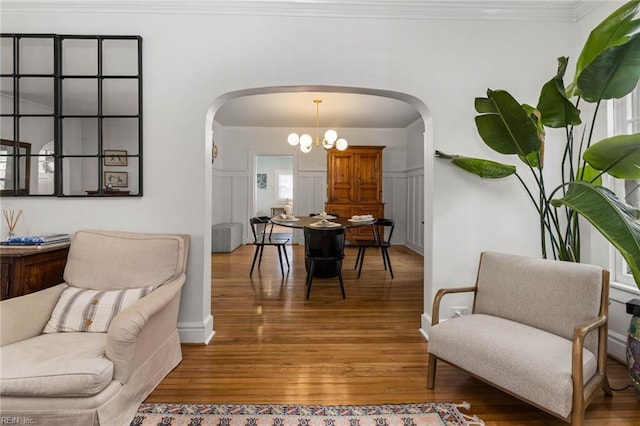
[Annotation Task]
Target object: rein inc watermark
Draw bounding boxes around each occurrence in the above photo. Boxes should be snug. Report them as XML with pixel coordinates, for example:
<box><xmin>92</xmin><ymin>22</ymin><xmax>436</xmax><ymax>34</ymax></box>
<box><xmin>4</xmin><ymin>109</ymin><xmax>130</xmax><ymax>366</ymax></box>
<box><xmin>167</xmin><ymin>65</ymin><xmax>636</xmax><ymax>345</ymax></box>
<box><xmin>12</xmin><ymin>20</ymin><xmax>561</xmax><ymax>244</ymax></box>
<box><xmin>0</xmin><ymin>418</ymin><xmax>35</xmax><ymax>425</ymax></box>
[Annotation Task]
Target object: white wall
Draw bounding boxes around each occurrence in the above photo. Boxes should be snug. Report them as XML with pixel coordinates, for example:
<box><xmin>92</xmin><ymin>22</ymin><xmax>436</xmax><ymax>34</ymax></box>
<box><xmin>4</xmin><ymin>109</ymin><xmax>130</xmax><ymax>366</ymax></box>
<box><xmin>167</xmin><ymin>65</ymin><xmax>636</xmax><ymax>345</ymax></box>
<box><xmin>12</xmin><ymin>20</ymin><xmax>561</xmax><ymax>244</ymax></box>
<box><xmin>4</xmin><ymin>3</ymin><xmax>625</xmax><ymax>346</ymax></box>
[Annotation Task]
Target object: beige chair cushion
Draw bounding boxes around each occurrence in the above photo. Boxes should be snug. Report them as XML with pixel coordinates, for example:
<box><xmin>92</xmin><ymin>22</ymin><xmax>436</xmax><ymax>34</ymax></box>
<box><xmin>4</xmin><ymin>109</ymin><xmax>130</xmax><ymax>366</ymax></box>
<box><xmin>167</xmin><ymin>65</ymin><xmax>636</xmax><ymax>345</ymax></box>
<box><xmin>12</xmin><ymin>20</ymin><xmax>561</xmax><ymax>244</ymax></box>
<box><xmin>429</xmin><ymin>314</ymin><xmax>597</xmax><ymax>418</ymax></box>
<box><xmin>64</xmin><ymin>230</ymin><xmax>188</xmax><ymax>291</ymax></box>
<box><xmin>475</xmin><ymin>251</ymin><xmax>603</xmax><ymax>354</ymax></box>
<box><xmin>42</xmin><ymin>285</ymin><xmax>153</xmax><ymax>333</ymax></box>
<box><xmin>0</xmin><ymin>333</ymin><xmax>113</xmax><ymax>397</ymax></box>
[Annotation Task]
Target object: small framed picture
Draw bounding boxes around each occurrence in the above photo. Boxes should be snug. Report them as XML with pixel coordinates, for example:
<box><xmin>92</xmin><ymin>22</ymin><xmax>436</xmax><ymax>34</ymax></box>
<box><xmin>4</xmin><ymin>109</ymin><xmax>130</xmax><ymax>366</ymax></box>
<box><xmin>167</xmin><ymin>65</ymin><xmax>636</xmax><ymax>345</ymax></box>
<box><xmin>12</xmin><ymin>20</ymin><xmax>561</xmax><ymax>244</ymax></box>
<box><xmin>104</xmin><ymin>171</ymin><xmax>128</xmax><ymax>188</ymax></box>
<box><xmin>257</xmin><ymin>173</ymin><xmax>267</xmax><ymax>189</ymax></box>
<box><xmin>104</xmin><ymin>150</ymin><xmax>128</xmax><ymax>166</ymax></box>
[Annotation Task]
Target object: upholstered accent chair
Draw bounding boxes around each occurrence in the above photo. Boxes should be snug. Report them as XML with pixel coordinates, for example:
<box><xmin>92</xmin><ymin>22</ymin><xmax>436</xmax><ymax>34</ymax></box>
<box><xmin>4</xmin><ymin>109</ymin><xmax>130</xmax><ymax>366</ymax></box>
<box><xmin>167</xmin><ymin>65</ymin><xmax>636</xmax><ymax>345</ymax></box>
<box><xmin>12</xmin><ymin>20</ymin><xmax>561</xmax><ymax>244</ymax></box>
<box><xmin>0</xmin><ymin>230</ymin><xmax>190</xmax><ymax>426</ymax></box>
<box><xmin>427</xmin><ymin>251</ymin><xmax>611</xmax><ymax>426</ymax></box>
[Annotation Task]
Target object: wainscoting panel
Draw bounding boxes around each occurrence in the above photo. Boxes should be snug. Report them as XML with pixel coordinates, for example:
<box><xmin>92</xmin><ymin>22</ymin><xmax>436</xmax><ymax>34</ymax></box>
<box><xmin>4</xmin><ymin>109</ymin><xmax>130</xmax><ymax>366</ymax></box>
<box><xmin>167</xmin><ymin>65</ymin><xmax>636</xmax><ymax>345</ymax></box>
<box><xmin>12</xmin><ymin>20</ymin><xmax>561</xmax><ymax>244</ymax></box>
<box><xmin>406</xmin><ymin>169</ymin><xmax>425</xmax><ymax>253</ymax></box>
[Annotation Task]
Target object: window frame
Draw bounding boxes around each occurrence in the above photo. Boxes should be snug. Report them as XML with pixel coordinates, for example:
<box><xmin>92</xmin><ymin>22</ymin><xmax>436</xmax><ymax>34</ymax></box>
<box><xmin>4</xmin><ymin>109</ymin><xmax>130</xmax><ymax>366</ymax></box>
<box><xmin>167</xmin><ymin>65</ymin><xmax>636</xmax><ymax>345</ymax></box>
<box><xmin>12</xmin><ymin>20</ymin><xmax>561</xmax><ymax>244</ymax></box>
<box><xmin>609</xmin><ymin>90</ymin><xmax>640</xmax><ymax>289</ymax></box>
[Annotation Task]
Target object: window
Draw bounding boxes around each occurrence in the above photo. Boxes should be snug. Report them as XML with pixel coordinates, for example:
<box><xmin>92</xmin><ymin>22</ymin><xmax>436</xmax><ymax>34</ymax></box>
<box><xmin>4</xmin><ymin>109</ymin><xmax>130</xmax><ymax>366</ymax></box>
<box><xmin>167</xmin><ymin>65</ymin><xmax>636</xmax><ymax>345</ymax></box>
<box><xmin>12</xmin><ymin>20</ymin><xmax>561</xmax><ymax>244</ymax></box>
<box><xmin>275</xmin><ymin>169</ymin><xmax>293</xmax><ymax>202</ymax></box>
<box><xmin>610</xmin><ymin>86</ymin><xmax>640</xmax><ymax>287</ymax></box>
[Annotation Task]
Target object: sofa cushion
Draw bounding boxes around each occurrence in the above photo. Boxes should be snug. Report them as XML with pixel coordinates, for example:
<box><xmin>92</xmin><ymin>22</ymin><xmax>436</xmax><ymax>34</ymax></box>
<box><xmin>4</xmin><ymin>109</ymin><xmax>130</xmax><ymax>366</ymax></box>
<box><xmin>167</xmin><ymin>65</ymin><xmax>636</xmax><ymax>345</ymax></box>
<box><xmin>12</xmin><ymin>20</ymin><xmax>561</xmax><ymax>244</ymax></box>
<box><xmin>0</xmin><ymin>332</ymin><xmax>113</xmax><ymax>397</ymax></box>
<box><xmin>428</xmin><ymin>314</ymin><xmax>597</xmax><ymax>419</ymax></box>
<box><xmin>64</xmin><ymin>230</ymin><xmax>188</xmax><ymax>291</ymax></box>
<box><xmin>43</xmin><ymin>285</ymin><xmax>153</xmax><ymax>333</ymax></box>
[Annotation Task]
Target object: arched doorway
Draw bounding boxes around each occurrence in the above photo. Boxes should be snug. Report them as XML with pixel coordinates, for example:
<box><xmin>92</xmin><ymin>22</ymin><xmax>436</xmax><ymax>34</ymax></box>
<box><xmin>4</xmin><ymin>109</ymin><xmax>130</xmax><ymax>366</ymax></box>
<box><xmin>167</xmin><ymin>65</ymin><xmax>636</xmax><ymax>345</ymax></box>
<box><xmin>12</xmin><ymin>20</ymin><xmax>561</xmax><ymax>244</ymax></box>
<box><xmin>205</xmin><ymin>85</ymin><xmax>434</xmax><ymax>336</ymax></box>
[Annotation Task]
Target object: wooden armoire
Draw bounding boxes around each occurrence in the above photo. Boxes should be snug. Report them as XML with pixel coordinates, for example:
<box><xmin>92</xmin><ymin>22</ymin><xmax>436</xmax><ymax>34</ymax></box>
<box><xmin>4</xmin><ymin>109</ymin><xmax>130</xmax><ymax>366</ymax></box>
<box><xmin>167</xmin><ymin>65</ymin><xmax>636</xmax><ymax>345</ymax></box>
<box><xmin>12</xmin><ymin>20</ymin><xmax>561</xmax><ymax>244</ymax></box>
<box><xmin>325</xmin><ymin>146</ymin><xmax>385</xmax><ymax>238</ymax></box>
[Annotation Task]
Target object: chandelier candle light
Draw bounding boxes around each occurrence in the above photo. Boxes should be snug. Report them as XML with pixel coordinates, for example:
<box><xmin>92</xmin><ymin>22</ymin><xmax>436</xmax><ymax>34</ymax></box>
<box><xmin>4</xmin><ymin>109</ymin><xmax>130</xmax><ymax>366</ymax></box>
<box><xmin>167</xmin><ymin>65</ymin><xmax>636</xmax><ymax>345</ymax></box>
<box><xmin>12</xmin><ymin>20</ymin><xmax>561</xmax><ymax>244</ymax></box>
<box><xmin>287</xmin><ymin>99</ymin><xmax>348</xmax><ymax>153</ymax></box>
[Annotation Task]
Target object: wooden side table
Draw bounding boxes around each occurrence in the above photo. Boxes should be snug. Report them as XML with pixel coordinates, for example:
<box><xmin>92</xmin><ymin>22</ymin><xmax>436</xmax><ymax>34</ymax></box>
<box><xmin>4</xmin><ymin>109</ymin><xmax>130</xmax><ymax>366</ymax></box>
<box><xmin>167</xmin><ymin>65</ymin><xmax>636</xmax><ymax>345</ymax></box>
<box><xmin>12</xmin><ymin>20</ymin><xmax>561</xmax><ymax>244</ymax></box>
<box><xmin>0</xmin><ymin>242</ymin><xmax>70</xmax><ymax>300</ymax></box>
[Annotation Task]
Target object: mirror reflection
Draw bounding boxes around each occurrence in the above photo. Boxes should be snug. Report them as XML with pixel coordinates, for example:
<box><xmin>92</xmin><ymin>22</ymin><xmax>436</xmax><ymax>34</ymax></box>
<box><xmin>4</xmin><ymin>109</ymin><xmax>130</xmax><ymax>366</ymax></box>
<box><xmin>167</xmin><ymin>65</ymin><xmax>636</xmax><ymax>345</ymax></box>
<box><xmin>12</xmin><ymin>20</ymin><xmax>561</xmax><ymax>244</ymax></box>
<box><xmin>0</xmin><ymin>34</ymin><xmax>142</xmax><ymax>197</ymax></box>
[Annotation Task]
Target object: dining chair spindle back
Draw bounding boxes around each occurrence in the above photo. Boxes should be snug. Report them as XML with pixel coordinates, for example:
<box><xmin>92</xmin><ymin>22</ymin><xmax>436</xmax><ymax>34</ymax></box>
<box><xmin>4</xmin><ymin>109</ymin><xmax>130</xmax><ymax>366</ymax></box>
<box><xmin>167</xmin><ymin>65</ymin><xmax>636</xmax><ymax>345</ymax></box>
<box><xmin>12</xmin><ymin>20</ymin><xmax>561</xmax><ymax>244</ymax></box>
<box><xmin>249</xmin><ymin>217</ymin><xmax>289</xmax><ymax>276</ymax></box>
<box><xmin>354</xmin><ymin>218</ymin><xmax>395</xmax><ymax>278</ymax></box>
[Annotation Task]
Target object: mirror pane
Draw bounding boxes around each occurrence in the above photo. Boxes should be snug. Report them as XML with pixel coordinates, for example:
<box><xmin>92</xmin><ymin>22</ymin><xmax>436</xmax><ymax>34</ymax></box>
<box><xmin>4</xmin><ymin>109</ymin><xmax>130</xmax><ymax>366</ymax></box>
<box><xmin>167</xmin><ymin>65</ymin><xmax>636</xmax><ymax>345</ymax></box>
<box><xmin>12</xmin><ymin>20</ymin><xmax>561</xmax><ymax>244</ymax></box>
<box><xmin>103</xmin><ymin>39</ymin><xmax>139</xmax><ymax>75</ymax></box>
<box><xmin>61</xmin><ymin>38</ymin><xmax>97</xmax><ymax>76</ymax></box>
<box><xmin>103</xmin><ymin>78</ymin><xmax>139</xmax><ymax>115</ymax></box>
<box><xmin>0</xmin><ymin>37</ymin><xmax>13</xmax><ymax>74</ymax></box>
<box><xmin>29</xmin><ymin>155</ymin><xmax>56</xmax><ymax>195</ymax></box>
<box><xmin>102</xmin><ymin>157</ymin><xmax>139</xmax><ymax>196</ymax></box>
<box><xmin>18</xmin><ymin>117</ymin><xmax>54</xmax><ymax>154</ymax></box>
<box><xmin>19</xmin><ymin>37</ymin><xmax>54</xmax><ymax>74</ymax></box>
<box><xmin>62</xmin><ymin>157</ymin><xmax>98</xmax><ymax>195</ymax></box>
<box><xmin>0</xmin><ymin>77</ymin><xmax>14</xmax><ymax>115</ymax></box>
<box><xmin>19</xmin><ymin>77</ymin><xmax>55</xmax><ymax>114</ymax></box>
<box><xmin>62</xmin><ymin>78</ymin><xmax>98</xmax><ymax>115</ymax></box>
<box><xmin>61</xmin><ymin>117</ymin><xmax>98</xmax><ymax>155</ymax></box>
<box><xmin>103</xmin><ymin>118</ymin><xmax>139</xmax><ymax>154</ymax></box>
<box><xmin>0</xmin><ymin>117</ymin><xmax>14</xmax><ymax>140</ymax></box>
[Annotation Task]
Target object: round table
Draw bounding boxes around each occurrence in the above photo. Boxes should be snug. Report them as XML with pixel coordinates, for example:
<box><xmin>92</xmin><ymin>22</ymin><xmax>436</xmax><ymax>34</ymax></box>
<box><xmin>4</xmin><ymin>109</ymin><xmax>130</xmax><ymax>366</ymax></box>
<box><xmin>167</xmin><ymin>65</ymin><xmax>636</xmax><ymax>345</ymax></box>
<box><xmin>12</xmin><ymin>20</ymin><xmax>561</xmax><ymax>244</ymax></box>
<box><xmin>270</xmin><ymin>215</ymin><xmax>374</xmax><ymax>229</ymax></box>
<box><xmin>270</xmin><ymin>215</ymin><xmax>375</xmax><ymax>277</ymax></box>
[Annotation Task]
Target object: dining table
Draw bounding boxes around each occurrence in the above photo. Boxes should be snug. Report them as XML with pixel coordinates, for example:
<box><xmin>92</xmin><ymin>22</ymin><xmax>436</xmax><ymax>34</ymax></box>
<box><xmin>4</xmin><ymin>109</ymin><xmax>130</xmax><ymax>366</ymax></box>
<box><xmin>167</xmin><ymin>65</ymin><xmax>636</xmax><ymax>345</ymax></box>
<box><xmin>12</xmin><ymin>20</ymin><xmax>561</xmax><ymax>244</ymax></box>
<box><xmin>270</xmin><ymin>214</ymin><xmax>374</xmax><ymax>230</ymax></box>
<box><xmin>270</xmin><ymin>214</ymin><xmax>375</xmax><ymax>277</ymax></box>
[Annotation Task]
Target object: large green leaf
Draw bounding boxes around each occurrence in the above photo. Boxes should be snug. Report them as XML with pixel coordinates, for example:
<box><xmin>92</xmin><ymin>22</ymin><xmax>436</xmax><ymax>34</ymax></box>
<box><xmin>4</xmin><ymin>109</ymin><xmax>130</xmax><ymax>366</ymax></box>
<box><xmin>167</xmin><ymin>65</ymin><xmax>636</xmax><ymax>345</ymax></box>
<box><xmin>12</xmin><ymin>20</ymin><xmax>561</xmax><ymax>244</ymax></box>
<box><xmin>577</xmin><ymin>33</ymin><xmax>640</xmax><ymax>102</ymax></box>
<box><xmin>551</xmin><ymin>182</ymin><xmax>640</xmax><ymax>288</ymax></box>
<box><xmin>450</xmin><ymin>157</ymin><xmax>517</xmax><ymax>179</ymax></box>
<box><xmin>583</xmin><ymin>133</ymin><xmax>640</xmax><ymax>179</ymax></box>
<box><xmin>474</xmin><ymin>90</ymin><xmax>541</xmax><ymax>157</ymax></box>
<box><xmin>577</xmin><ymin>165</ymin><xmax>603</xmax><ymax>186</ymax></box>
<box><xmin>537</xmin><ymin>57</ymin><xmax>582</xmax><ymax>128</ymax></box>
<box><xmin>571</xmin><ymin>0</ymin><xmax>640</xmax><ymax>96</ymax></box>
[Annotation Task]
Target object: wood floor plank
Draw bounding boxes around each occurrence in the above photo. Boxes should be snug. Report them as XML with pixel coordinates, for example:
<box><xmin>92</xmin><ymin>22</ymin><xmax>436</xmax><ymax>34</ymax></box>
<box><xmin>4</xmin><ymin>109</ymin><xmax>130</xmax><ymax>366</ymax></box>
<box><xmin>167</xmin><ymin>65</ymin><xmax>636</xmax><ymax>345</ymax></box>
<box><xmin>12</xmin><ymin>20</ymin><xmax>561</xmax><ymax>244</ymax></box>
<box><xmin>146</xmin><ymin>244</ymin><xmax>640</xmax><ymax>424</ymax></box>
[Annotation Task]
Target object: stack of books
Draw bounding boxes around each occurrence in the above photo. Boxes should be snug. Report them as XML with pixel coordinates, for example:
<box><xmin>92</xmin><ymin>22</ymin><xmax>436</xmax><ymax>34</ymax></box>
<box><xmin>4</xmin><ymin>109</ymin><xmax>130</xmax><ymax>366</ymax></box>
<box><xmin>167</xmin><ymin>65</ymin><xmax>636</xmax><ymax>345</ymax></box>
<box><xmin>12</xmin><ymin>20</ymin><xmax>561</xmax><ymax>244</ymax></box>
<box><xmin>1</xmin><ymin>233</ymin><xmax>71</xmax><ymax>247</ymax></box>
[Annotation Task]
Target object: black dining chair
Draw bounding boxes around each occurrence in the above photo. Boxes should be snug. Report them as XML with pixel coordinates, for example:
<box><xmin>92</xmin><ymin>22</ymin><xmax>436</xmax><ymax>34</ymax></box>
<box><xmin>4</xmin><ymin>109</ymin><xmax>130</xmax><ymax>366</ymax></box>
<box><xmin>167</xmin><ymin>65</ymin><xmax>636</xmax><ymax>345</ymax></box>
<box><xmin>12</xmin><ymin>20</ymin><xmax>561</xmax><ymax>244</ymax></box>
<box><xmin>303</xmin><ymin>226</ymin><xmax>347</xmax><ymax>299</ymax></box>
<box><xmin>249</xmin><ymin>217</ymin><xmax>290</xmax><ymax>276</ymax></box>
<box><xmin>353</xmin><ymin>218</ymin><xmax>395</xmax><ymax>278</ymax></box>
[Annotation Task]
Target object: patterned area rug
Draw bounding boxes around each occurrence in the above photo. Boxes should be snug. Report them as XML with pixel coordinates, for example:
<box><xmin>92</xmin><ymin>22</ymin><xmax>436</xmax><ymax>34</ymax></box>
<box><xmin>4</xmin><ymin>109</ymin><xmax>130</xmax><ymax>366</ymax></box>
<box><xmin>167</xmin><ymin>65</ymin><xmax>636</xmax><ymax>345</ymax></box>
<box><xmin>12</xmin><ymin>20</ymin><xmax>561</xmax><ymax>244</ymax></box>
<box><xmin>132</xmin><ymin>402</ymin><xmax>484</xmax><ymax>425</ymax></box>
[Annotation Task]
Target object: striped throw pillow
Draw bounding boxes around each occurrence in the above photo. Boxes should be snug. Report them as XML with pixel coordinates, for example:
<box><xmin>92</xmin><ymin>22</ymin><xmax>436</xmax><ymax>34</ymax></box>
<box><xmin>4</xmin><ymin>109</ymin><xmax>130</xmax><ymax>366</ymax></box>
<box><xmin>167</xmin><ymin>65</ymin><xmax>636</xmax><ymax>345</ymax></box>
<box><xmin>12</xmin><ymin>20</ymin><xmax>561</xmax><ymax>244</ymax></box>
<box><xmin>43</xmin><ymin>285</ymin><xmax>153</xmax><ymax>333</ymax></box>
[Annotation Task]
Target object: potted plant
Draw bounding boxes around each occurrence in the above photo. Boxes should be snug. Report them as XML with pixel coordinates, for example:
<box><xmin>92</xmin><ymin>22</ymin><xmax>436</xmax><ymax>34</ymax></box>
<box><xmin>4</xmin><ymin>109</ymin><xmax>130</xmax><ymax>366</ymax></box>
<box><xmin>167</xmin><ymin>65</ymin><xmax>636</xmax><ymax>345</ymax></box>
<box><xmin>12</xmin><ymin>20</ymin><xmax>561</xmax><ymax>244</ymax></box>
<box><xmin>437</xmin><ymin>0</ymin><xmax>640</xmax><ymax>285</ymax></box>
<box><xmin>436</xmin><ymin>0</ymin><xmax>640</xmax><ymax>397</ymax></box>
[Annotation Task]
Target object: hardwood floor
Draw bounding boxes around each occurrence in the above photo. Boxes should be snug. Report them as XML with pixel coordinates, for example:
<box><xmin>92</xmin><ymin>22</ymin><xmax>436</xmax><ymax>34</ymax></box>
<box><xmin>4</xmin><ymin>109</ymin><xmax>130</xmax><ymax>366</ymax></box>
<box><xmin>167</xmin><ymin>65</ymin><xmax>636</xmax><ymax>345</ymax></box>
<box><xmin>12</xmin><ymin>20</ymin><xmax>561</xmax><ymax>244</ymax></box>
<box><xmin>146</xmin><ymin>244</ymin><xmax>640</xmax><ymax>425</ymax></box>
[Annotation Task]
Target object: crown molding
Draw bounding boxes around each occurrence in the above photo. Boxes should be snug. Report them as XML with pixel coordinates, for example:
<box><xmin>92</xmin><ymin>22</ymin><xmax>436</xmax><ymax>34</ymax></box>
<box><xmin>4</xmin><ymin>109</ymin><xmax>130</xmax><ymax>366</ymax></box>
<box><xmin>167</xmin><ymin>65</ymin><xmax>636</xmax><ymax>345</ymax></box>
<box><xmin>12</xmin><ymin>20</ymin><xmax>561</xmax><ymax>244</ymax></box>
<box><xmin>0</xmin><ymin>0</ymin><xmax>607</xmax><ymax>22</ymax></box>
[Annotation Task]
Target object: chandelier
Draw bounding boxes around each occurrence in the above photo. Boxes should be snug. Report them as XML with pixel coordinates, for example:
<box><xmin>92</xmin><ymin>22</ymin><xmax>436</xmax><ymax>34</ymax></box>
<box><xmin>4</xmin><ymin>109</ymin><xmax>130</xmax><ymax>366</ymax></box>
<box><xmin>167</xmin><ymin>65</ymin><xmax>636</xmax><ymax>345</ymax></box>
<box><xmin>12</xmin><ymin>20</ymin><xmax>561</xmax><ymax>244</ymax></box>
<box><xmin>287</xmin><ymin>99</ymin><xmax>348</xmax><ymax>153</ymax></box>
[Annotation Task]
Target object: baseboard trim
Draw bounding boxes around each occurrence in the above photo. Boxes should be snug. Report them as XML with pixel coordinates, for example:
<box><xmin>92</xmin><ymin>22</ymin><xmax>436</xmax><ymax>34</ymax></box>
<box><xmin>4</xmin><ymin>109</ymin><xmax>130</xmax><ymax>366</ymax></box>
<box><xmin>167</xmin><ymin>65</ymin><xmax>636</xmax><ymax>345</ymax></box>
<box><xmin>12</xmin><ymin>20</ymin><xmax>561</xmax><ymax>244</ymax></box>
<box><xmin>419</xmin><ymin>313</ymin><xmax>432</xmax><ymax>340</ymax></box>
<box><xmin>607</xmin><ymin>330</ymin><xmax>627</xmax><ymax>363</ymax></box>
<box><xmin>178</xmin><ymin>314</ymin><xmax>215</xmax><ymax>344</ymax></box>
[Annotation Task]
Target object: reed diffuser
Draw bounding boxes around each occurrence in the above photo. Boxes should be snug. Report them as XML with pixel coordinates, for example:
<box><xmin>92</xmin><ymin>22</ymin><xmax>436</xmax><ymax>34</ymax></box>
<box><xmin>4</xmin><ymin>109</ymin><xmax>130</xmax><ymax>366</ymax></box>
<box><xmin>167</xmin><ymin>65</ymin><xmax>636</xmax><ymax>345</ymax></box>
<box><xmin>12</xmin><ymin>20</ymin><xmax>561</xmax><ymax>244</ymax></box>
<box><xmin>2</xmin><ymin>209</ymin><xmax>22</xmax><ymax>239</ymax></box>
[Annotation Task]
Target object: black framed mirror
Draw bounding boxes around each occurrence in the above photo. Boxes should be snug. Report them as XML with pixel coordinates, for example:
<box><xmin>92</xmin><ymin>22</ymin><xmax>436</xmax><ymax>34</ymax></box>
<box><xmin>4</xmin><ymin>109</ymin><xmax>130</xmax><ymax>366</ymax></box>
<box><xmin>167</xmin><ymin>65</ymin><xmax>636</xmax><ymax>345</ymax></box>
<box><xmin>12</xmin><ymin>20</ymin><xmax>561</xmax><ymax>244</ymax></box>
<box><xmin>0</xmin><ymin>33</ymin><xmax>142</xmax><ymax>197</ymax></box>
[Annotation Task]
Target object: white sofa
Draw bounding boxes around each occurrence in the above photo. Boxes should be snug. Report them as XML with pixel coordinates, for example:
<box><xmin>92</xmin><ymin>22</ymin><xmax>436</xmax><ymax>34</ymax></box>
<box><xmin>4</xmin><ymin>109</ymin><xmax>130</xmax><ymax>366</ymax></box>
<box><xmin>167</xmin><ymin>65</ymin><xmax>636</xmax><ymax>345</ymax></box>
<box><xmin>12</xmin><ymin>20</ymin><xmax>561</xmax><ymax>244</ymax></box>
<box><xmin>427</xmin><ymin>251</ymin><xmax>611</xmax><ymax>425</ymax></box>
<box><xmin>0</xmin><ymin>230</ymin><xmax>190</xmax><ymax>426</ymax></box>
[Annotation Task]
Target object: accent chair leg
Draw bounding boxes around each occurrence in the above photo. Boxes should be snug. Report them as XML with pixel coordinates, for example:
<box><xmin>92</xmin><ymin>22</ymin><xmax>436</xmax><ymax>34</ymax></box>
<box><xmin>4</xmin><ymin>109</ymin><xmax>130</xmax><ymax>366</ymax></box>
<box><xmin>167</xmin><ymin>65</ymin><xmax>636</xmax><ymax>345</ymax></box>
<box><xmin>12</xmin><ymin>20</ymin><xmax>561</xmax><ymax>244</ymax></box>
<box><xmin>427</xmin><ymin>354</ymin><xmax>437</xmax><ymax>389</ymax></box>
<box><xmin>601</xmin><ymin>374</ymin><xmax>613</xmax><ymax>396</ymax></box>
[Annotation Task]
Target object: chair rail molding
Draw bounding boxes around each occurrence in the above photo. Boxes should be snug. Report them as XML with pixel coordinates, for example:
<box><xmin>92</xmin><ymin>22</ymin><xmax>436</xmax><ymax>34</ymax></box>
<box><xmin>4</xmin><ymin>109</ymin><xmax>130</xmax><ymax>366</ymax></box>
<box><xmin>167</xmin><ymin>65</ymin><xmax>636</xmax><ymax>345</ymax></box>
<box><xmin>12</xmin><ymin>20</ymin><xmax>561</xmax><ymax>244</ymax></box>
<box><xmin>0</xmin><ymin>0</ymin><xmax>604</xmax><ymax>22</ymax></box>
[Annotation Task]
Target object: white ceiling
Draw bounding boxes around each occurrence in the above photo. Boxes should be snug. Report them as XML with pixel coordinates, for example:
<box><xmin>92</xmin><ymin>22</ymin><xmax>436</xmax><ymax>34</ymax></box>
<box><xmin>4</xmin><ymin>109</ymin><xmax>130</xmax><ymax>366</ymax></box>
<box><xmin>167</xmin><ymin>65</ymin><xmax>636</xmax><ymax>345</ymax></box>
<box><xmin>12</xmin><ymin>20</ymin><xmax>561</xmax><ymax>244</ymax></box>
<box><xmin>214</xmin><ymin>92</ymin><xmax>423</xmax><ymax>129</ymax></box>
